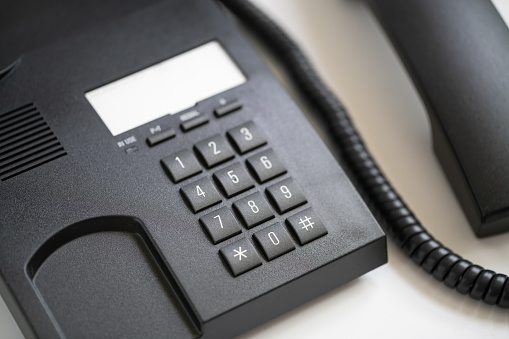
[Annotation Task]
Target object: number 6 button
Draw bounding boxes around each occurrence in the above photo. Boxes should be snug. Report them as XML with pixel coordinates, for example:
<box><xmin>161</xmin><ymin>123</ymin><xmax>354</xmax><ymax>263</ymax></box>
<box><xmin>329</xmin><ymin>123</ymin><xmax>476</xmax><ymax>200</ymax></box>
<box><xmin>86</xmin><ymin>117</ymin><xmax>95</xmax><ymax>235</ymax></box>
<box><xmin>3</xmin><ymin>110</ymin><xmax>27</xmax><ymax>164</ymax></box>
<box><xmin>246</xmin><ymin>149</ymin><xmax>286</xmax><ymax>183</ymax></box>
<box><xmin>227</xmin><ymin>121</ymin><xmax>267</xmax><ymax>154</ymax></box>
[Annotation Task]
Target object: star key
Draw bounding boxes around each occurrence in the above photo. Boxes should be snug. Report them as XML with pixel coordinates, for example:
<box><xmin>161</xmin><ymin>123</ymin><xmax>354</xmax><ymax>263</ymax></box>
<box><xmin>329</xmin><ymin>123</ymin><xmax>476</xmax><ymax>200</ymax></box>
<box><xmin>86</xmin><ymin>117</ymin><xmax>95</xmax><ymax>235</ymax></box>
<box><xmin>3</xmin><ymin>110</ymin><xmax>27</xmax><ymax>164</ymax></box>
<box><xmin>220</xmin><ymin>238</ymin><xmax>262</xmax><ymax>276</ymax></box>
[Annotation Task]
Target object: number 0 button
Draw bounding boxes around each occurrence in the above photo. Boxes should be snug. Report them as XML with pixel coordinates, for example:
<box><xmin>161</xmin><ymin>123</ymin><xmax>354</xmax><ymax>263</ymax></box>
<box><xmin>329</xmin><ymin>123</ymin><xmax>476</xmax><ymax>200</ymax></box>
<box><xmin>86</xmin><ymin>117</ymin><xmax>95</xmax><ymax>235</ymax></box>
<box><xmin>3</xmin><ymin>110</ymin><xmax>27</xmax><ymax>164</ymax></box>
<box><xmin>161</xmin><ymin>149</ymin><xmax>202</xmax><ymax>183</ymax></box>
<box><xmin>253</xmin><ymin>223</ymin><xmax>295</xmax><ymax>261</ymax></box>
<box><xmin>181</xmin><ymin>177</ymin><xmax>222</xmax><ymax>213</ymax></box>
<box><xmin>227</xmin><ymin>121</ymin><xmax>267</xmax><ymax>154</ymax></box>
<box><xmin>194</xmin><ymin>134</ymin><xmax>235</xmax><ymax>168</ymax></box>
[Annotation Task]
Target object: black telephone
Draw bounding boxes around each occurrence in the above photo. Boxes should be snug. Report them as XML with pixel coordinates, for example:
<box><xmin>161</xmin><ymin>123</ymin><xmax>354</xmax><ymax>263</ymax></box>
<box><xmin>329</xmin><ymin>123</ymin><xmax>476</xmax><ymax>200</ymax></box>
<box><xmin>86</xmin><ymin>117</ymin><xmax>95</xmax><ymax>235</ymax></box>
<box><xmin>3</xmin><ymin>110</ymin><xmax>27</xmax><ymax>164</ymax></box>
<box><xmin>0</xmin><ymin>0</ymin><xmax>386</xmax><ymax>338</ymax></box>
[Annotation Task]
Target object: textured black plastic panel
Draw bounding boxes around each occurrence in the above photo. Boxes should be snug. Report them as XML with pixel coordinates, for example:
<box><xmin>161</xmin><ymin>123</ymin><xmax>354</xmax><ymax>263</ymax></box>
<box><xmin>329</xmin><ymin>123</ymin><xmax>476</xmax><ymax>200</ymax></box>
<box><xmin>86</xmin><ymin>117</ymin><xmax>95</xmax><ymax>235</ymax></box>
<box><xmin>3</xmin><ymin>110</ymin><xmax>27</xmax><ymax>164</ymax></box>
<box><xmin>370</xmin><ymin>0</ymin><xmax>509</xmax><ymax>237</ymax></box>
<box><xmin>0</xmin><ymin>0</ymin><xmax>386</xmax><ymax>338</ymax></box>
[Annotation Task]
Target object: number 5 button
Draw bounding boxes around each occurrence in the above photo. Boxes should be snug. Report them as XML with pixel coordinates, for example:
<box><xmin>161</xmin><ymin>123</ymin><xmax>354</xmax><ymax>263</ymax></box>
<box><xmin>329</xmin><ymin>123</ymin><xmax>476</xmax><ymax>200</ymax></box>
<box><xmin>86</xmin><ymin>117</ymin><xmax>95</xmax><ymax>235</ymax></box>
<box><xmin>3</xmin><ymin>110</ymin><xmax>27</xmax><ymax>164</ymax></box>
<box><xmin>213</xmin><ymin>163</ymin><xmax>254</xmax><ymax>198</ymax></box>
<box><xmin>227</xmin><ymin>121</ymin><xmax>267</xmax><ymax>154</ymax></box>
<box><xmin>266</xmin><ymin>178</ymin><xmax>307</xmax><ymax>214</ymax></box>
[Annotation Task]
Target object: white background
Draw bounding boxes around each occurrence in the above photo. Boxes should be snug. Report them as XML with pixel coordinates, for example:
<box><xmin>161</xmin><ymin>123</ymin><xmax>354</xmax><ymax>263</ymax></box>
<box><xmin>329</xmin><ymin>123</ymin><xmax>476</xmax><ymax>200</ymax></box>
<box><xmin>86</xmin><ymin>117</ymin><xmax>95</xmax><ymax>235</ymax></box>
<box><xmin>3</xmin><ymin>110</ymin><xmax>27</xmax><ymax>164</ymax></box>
<box><xmin>2</xmin><ymin>1</ymin><xmax>509</xmax><ymax>338</ymax></box>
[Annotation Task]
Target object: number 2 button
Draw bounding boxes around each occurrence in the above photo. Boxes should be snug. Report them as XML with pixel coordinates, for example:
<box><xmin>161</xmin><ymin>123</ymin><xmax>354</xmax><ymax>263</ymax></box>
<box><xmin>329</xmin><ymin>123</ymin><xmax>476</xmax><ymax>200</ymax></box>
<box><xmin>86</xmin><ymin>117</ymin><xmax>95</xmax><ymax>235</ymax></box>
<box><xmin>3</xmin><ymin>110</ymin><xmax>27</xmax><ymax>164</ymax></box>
<box><xmin>194</xmin><ymin>134</ymin><xmax>235</xmax><ymax>168</ymax></box>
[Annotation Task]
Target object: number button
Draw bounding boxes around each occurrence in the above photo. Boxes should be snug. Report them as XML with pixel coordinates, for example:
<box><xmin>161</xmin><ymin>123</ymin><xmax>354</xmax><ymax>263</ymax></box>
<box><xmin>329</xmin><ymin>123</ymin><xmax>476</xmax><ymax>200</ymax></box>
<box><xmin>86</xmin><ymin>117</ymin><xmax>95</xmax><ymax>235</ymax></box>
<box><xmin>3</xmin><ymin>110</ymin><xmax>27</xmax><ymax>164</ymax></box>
<box><xmin>253</xmin><ymin>223</ymin><xmax>295</xmax><ymax>261</ymax></box>
<box><xmin>180</xmin><ymin>177</ymin><xmax>222</xmax><ymax>213</ymax></box>
<box><xmin>233</xmin><ymin>193</ymin><xmax>274</xmax><ymax>229</ymax></box>
<box><xmin>227</xmin><ymin>121</ymin><xmax>267</xmax><ymax>154</ymax></box>
<box><xmin>219</xmin><ymin>238</ymin><xmax>262</xmax><ymax>277</ymax></box>
<box><xmin>246</xmin><ymin>149</ymin><xmax>286</xmax><ymax>183</ymax></box>
<box><xmin>213</xmin><ymin>163</ymin><xmax>255</xmax><ymax>198</ymax></box>
<box><xmin>194</xmin><ymin>134</ymin><xmax>235</xmax><ymax>168</ymax></box>
<box><xmin>266</xmin><ymin>178</ymin><xmax>307</xmax><ymax>214</ymax></box>
<box><xmin>200</xmin><ymin>207</ymin><xmax>242</xmax><ymax>244</ymax></box>
<box><xmin>161</xmin><ymin>149</ymin><xmax>202</xmax><ymax>183</ymax></box>
<box><xmin>286</xmin><ymin>208</ymin><xmax>328</xmax><ymax>245</ymax></box>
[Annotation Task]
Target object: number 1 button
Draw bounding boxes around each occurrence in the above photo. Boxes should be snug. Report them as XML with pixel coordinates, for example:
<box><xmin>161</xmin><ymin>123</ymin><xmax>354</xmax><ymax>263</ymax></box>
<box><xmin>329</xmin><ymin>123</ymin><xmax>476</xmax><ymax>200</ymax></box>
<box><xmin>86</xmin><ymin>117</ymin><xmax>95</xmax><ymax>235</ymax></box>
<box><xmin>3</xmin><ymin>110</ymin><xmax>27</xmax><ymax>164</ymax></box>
<box><xmin>161</xmin><ymin>149</ymin><xmax>202</xmax><ymax>183</ymax></box>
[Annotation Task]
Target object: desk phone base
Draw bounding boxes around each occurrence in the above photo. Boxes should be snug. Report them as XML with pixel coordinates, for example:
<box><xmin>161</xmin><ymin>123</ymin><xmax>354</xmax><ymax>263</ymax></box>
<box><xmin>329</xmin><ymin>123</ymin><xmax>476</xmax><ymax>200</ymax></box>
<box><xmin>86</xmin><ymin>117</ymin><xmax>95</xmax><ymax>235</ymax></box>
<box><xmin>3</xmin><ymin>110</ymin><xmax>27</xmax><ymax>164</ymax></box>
<box><xmin>0</xmin><ymin>0</ymin><xmax>386</xmax><ymax>337</ymax></box>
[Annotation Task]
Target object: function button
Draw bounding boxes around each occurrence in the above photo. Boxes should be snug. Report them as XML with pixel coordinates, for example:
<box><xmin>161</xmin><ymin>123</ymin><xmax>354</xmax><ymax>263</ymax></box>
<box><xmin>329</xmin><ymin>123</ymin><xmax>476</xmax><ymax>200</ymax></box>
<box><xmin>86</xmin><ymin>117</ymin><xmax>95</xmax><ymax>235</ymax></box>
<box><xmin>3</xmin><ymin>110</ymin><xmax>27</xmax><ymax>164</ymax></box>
<box><xmin>213</xmin><ymin>163</ymin><xmax>254</xmax><ymax>198</ymax></box>
<box><xmin>266</xmin><ymin>178</ymin><xmax>307</xmax><ymax>214</ymax></box>
<box><xmin>227</xmin><ymin>121</ymin><xmax>267</xmax><ymax>154</ymax></box>
<box><xmin>246</xmin><ymin>149</ymin><xmax>286</xmax><ymax>183</ymax></box>
<box><xmin>233</xmin><ymin>193</ymin><xmax>274</xmax><ymax>229</ymax></box>
<box><xmin>214</xmin><ymin>100</ymin><xmax>242</xmax><ymax>117</ymax></box>
<box><xmin>146</xmin><ymin>127</ymin><xmax>176</xmax><ymax>147</ymax></box>
<box><xmin>200</xmin><ymin>207</ymin><xmax>242</xmax><ymax>244</ymax></box>
<box><xmin>194</xmin><ymin>134</ymin><xmax>235</xmax><ymax>168</ymax></box>
<box><xmin>220</xmin><ymin>238</ymin><xmax>262</xmax><ymax>277</ymax></box>
<box><xmin>253</xmin><ymin>223</ymin><xmax>295</xmax><ymax>261</ymax></box>
<box><xmin>181</xmin><ymin>177</ymin><xmax>222</xmax><ymax>213</ymax></box>
<box><xmin>286</xmin><ymin>208</ymin><xmax>327</xmax><ymax>245</ymax></box>
<box><xmin>161</xmin><ymin>149</ymin><xmax>202</xmax><ymax>183</ymax></box>
<box><xmin>180</xmin><ymin>114</ymin><xmax>209</xmax><ymax>132</ymax></box>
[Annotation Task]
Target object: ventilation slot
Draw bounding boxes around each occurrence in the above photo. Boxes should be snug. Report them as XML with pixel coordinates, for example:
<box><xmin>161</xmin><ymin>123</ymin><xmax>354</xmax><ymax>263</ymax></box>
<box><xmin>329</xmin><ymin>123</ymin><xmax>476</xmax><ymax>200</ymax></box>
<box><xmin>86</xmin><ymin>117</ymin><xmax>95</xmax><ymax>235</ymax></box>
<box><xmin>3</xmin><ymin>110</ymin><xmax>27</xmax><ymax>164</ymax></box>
<box><xmin>0</xmin><ymin>103</ymin><xmax>67</xmax><ymax>180</ymax></box>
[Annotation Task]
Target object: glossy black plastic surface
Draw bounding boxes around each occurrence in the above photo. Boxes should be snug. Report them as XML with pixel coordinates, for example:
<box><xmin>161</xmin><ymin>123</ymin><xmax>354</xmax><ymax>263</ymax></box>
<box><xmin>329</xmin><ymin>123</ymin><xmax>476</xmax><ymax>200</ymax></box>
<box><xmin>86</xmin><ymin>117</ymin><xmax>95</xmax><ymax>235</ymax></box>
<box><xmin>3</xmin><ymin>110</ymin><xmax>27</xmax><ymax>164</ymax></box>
<box><xmin>370</xmin><ymin>0</ymin><xmax>509</xmax><ymax>237</ymax></box>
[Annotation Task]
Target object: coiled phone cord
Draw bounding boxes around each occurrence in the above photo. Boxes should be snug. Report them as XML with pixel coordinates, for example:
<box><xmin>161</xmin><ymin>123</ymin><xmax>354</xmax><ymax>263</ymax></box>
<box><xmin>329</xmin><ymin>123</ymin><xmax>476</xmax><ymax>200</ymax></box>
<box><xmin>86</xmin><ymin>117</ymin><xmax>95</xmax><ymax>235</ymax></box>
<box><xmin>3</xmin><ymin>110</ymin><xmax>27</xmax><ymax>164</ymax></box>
<box><xmin>219</xmin><ymin>0</ymin><xmax>509</xmax><ymax>308</ymax></box>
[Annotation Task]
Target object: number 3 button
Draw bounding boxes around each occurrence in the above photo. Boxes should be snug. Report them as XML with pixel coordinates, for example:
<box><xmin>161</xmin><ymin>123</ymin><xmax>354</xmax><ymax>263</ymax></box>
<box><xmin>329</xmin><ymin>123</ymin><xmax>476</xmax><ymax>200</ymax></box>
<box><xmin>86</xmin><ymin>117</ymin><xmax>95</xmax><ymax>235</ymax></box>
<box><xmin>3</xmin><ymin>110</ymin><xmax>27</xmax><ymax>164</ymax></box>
<box><xmin>227</xmin><ymin>121</ymin><xmax>267</xmax><ymax>154</ymax></box>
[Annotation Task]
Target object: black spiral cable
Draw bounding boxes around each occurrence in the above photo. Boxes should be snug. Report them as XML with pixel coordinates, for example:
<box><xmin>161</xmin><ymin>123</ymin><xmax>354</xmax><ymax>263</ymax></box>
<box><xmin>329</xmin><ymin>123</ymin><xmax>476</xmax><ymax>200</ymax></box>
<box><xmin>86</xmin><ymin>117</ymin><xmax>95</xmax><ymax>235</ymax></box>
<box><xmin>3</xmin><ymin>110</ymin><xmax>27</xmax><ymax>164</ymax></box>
<box><xmin>219</xmin><ymin>0</ymin><xmax>509</xmax><ymax>308</ymax></box>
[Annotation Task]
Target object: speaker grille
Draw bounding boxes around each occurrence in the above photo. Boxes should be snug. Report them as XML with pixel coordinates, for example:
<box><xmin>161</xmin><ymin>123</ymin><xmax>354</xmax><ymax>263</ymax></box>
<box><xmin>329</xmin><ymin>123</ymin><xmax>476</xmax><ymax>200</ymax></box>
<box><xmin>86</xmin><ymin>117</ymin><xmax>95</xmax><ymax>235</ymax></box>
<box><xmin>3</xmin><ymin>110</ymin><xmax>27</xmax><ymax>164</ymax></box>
<box><xmin>0</xmin><ymin>103</ymin><xmax>67</xmax><ymax>180</ymax></box>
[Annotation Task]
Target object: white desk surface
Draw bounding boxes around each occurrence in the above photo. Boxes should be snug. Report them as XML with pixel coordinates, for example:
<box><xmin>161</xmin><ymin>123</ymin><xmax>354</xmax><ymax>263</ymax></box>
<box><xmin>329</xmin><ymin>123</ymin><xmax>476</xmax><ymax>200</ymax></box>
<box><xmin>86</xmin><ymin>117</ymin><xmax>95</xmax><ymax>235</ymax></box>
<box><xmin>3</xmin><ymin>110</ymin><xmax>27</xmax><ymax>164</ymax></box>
<box><xmin>2</xmin><ymin>1</ymin><xmax>509</xmax><ymax>338</ymax></box>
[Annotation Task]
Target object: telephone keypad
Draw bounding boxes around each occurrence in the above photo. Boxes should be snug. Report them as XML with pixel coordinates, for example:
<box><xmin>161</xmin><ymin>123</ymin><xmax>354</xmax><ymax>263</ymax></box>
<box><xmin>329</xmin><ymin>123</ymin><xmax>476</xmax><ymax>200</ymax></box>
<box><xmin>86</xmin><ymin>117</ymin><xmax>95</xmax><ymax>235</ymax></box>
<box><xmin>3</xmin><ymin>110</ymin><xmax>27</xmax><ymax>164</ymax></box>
<box><xmin>227</xmin><ymin>121</ymin><xmax>267</xmax><ymax>154</ymax></box>
<box><xmin>266</xmin><ymin>178</ymin><xmax>307</xmax><ymax>214</ymax></box>
<box><xmin>213</xmin><ymin>163</ymin><xmax>254</xmax><ymax>198</ymax></box>
<box><xmin>161</xmin><ymin>149</ymin><xmax>202</xmax><ymax>183</ymax></box>
<box><xmin>246</xmin><ymin>149</ymin><xmax>286</xmax><ymax>183</ymax></box>
<box><xmin>181</xmin><ymin>177</ymin><xmax>222</xmax><ymax>213</ymax></box>
<box><xmin>233</xmin><ymin>193</ymin><xmax>274</xmax><ymax>229</ymax></box>
<box><xmin>161</xmin><ymin>120</ymin><xmax>328</xmax><ymax>277</ymax></box>
<box><xmin>194</xmin><ymin>134</ymin><xmax>235</xmax><ymax>168</ymax></box>
<box><xmin>200</xmin><ymin>207</ymin><xmax>242</xmax><ymax>244</ymax></box>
